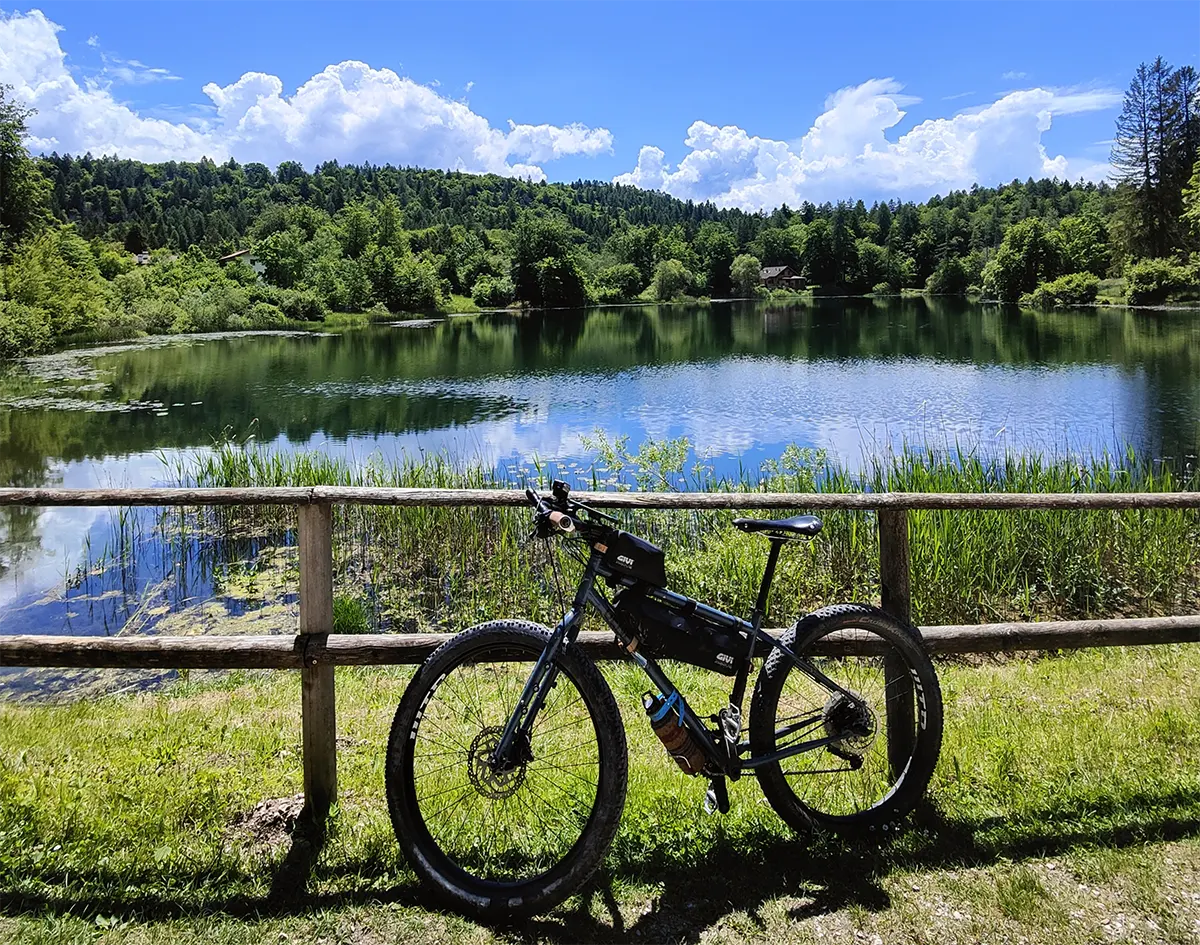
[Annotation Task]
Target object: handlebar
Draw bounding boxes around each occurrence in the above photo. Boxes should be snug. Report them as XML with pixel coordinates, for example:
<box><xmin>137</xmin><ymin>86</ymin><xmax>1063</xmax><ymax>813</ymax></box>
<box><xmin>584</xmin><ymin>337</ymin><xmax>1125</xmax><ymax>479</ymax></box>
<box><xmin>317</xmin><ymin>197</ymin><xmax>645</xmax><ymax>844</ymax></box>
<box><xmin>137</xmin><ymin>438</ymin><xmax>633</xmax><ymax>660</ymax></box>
<box><xmin>525</xmin><ymin>487</ymin><xmax>575</xmax><ymax>535</ymax></box>
<box><xmin>525</xmin><ymin>487</ymin><xmax>551</xmax><ymax>516</ymax></box>
<box><xmin>548</xmin><ymin>511</ymin><xmax>576</xmax><ymax>534</ymax></box>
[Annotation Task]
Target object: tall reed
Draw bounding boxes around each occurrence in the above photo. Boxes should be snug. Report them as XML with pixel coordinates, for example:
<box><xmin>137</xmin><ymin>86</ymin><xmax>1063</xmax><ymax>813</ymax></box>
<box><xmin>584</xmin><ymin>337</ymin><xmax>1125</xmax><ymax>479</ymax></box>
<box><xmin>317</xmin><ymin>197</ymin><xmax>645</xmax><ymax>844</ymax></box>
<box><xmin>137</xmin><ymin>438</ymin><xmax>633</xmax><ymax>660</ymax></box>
<box><xmin>176</xmin><ymin>439</ymin><xmax>1200</xmax><ymax>631</ymax></box>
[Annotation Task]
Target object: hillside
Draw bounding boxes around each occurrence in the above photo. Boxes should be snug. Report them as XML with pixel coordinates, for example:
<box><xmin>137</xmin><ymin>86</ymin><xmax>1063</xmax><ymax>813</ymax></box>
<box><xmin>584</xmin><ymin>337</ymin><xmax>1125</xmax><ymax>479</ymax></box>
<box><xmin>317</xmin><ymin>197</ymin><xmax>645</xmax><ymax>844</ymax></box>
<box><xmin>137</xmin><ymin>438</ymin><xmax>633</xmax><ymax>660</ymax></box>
<box><xmin>1</xmin><ymin>57</ymin><xmax>1198</xmax><ymax>358</ymax></box>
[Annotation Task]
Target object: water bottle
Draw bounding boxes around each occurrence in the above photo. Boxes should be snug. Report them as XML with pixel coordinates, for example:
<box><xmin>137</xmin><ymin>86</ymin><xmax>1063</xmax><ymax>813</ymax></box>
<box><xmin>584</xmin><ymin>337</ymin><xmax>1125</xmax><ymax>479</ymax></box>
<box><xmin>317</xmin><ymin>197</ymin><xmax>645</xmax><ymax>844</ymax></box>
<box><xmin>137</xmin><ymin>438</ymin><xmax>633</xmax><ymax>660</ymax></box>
<box><xmin>643</xmin><ymin>691</ymin><xmax>706</xmax><ymax>776</ymax></box>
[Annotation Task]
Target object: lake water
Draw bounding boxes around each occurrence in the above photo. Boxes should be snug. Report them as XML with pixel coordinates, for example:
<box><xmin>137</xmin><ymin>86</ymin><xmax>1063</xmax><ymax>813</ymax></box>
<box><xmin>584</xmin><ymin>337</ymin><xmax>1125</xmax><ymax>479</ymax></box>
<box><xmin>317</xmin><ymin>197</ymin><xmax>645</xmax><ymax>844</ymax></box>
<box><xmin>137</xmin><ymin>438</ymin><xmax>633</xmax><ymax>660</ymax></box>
<box><xmin>1</xmin><ymin>297</ymin><xmax>1199</xmax><ymax>648</ymax></box>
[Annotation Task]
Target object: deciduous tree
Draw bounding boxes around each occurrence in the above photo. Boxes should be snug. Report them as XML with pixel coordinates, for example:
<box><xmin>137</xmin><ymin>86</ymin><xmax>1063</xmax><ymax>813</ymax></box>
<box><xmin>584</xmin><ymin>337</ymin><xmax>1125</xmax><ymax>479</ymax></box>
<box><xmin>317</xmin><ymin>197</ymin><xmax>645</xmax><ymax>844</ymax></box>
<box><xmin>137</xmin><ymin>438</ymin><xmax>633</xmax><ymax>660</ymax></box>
<box><xmin>511</xmin><ymin>213</ymin><xmax>585</xmax><ymax>307</ymax></box>
<box><xmin>0</xmin><ymin>85</ymin><xmax>52</xmax><ymax>250</ymax></box>
<box><xmin>981</xmin><ymin>218</ymin><xmax>1064</xmax><ymax>303</ymax></box>
<box><xmin>730</xmin><ymin>254</ymin><xmax>762</xmax><ymax>296</ymax></box>
<box><xmin>650</xmin><ymin>259</ymin><xmax>694</xmax><ymax>301</ymax></box>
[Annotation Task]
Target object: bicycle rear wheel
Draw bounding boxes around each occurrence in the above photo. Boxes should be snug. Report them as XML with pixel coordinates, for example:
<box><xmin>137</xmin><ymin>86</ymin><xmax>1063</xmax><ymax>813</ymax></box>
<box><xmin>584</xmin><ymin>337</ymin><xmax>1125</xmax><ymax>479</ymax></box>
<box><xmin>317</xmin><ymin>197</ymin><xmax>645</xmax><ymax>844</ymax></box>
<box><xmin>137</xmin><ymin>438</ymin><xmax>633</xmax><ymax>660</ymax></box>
<box><xmin>750</xmin><ymin>604</ymin><xmax>942</xmax><ymax>835</ymax></box>
<box><xmin>386</xmin><ymin>620</ymin><xmax>628</xmax><ymax>918</ymax></box>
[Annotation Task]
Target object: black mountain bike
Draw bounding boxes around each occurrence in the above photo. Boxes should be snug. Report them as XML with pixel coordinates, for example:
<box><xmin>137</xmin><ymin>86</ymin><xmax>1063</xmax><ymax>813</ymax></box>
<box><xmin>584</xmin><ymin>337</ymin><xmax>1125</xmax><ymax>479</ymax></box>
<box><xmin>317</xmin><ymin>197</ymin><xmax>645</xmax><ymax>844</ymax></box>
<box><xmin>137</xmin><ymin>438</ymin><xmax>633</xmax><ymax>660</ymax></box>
<box><xmin>386</xmin><ymin>481</ymin><xmax>943</xmax><ymax>918</ymax></box>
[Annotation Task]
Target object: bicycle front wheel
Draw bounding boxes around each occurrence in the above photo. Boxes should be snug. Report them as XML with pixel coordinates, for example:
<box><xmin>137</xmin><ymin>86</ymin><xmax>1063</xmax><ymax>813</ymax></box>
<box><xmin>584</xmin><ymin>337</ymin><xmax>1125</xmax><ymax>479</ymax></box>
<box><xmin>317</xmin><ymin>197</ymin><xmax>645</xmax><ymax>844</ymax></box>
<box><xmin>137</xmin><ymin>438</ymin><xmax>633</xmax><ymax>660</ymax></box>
<box><xmin>750</xmin><ymin>604</ymin><xmax>943</xmax><ymax>835</ymax></box>
<box><xmin>385</xmin><ymin>620</ymin><xmax>628</xmax><ymax>919</ymax></box>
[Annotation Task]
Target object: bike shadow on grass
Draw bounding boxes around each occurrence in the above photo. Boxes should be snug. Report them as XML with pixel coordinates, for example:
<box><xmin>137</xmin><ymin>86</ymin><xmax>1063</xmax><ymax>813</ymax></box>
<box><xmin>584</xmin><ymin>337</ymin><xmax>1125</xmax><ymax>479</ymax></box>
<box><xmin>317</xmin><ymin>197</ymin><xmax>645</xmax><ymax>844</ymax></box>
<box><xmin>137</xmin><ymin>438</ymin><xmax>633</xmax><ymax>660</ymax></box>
<box><xmin>2</xmin><ymin>787</ymin><xmax>1200</xmax><ymax>938</ymax></box>
<box><xmin>519</xmin><ymin>786</ymin><xmax>1200</xmax><ymax>944</ymax></box>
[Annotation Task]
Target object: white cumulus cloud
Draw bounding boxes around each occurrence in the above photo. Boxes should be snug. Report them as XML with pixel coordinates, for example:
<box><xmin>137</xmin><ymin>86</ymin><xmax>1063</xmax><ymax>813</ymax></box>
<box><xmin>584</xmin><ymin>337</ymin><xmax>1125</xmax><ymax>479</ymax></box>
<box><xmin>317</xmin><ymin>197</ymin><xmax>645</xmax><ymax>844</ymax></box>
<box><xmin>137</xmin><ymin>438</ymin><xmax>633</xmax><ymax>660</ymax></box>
<box><xmin>0</xmin><ymin>9</ymin><xmax>612</xmax><ymax>179</ymax></box>
<box><xmin>615</xmin><ymin>78</ymin><xmax>1121</xmax><ymax>209</ymax></box>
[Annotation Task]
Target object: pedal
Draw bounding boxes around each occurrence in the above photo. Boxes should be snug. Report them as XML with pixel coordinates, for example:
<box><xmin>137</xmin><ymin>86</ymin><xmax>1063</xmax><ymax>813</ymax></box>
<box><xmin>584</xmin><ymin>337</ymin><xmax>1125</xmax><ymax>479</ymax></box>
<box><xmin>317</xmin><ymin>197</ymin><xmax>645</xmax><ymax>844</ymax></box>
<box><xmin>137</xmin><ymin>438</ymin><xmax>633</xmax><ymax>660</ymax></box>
<box><xmin>703</xmin><ymin>777</ymin><xmax>730</xmax><ymax>815</ymax></box>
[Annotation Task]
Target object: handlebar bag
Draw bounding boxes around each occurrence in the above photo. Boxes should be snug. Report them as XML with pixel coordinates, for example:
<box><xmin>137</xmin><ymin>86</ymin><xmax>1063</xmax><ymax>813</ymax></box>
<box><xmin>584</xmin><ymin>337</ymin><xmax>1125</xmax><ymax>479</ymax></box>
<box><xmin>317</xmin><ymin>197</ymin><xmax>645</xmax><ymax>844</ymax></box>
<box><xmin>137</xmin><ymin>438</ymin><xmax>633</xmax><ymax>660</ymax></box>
<box><xmin>601</xmin><ymin>531</ymin><xmax>668</xmax><ymax>587</ymax></box>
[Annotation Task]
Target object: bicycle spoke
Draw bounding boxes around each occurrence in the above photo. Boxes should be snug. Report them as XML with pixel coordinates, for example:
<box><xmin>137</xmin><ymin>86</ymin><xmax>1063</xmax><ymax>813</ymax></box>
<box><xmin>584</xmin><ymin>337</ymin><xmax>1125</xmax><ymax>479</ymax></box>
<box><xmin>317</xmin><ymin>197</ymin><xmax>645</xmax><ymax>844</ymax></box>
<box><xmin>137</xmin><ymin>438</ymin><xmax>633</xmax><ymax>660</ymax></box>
<box><xmin>407</xmin><ymin>645</ymin><xmax>602</xmax><ymax>884</ymax></box>
<box><xmin>773</xmin><ymin>628</ymin><xmax>909</xmax><ymax>818</ymax></box>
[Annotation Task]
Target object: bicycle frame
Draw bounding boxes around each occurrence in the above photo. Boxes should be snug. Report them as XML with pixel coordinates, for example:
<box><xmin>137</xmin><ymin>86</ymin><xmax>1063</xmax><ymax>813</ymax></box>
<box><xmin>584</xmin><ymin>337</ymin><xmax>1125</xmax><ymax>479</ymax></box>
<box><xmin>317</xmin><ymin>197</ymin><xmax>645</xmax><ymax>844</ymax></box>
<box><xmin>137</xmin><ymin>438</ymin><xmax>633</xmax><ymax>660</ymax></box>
<box><xmin>492</xmin><ymin>541</ymin><xmax>862</xmax><ymax>780</ymax></box>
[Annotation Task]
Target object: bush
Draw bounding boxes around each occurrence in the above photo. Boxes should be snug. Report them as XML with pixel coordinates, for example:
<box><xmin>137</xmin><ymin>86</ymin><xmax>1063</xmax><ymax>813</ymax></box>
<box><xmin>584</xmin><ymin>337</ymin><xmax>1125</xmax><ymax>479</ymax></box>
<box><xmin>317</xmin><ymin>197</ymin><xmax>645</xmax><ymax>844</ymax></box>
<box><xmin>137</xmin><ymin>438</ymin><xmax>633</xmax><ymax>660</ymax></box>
<box><xmin>595</xmin><ymin>263</ymin><xmax>643</xmax><ymax>302</ymax></box>
<box><xmin>1021</xmin><ymin>272</ymin><xmax>1100</xmax><ymax>308</ymax></box>
<box><xmin>871</xmin><ymin>282</ymin><xmax>892</xmax><ymax>296</ymax></box>
<box><xmin>275</xmin><ymin>288</ymin><xmax>328</xmax><ymax>322</ymax></box>
<box><xmin>94</xmin><ymin>307</ymin><xmax>147</xmax><ymax>341</ymax></box>
<box><xmin>130</xmin><ymin>297</ymin><xmax>184</xmax><ymax>334</ymax></box>
<box><xmin>1124</xmin><ymin>258</ymin><xmax>1199</xmax><ymax>305</ymax></box>
<box><xmin>4</xmin><ymin>227</ymin><xmax>108</xmax><ymax>337</ymax></box>
<box><xmin>247</xmin><ymin>302</ymin><xmax>288</xmax><ymax>328</ymax></box>
<box><xmin>0</xmin><ymin>300</ymin><xmax>51</xmax><ymax>358</ymax></box>
<box><xmin>177</xmin><ymin>284</ymin><xmax>251</xmax><ymax>332</ymax></box>
<box><xmin>926</xmin><ymin>257</ymin><xmax>970</xmax><ymax>296</ymax></box>
<box><xmin>92</xmin><ymin>241</ymin><xmax>135</xmax><ymax>280</ymax></box>
<box><xmin>471</xmin><ymin>274</ymin><xmax>515</xmax><ymax>307</ymax></box>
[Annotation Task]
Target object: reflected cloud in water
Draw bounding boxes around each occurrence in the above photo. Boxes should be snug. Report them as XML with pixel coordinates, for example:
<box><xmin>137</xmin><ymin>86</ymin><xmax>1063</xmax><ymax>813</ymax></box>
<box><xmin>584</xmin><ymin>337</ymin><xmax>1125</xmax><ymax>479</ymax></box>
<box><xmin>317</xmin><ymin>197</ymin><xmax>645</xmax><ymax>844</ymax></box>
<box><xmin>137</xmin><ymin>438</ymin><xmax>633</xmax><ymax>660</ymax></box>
<box><xmin>1</xmin><ymin>299</ymin><xmax>1197</xmax><ymax>639</ymax></box>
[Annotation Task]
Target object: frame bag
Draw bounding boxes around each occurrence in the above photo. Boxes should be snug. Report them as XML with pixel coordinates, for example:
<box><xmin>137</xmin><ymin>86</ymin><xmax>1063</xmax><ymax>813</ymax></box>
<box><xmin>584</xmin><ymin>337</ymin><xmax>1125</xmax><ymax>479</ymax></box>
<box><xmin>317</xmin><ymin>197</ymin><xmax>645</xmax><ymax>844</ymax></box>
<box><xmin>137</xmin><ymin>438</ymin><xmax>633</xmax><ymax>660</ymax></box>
<box><xmin>615</xmin><ymin>588</ymin><xmax>752</xmax><ymax>676</ymax></box>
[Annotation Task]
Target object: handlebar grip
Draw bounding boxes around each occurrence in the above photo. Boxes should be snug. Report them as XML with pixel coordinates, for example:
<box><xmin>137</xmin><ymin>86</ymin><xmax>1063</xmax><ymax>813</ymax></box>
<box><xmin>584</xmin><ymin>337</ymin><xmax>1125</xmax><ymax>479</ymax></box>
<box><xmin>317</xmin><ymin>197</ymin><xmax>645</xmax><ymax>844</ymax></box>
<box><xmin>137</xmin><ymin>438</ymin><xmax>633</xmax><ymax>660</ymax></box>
<box><xmin>526</xmin><ymin>487</ymin><xmax>551</xmax><ymax>516</ymax></box>
<box><xmin>548</xmin><ymin>510</ymin><xmax>575</xmax><ymax>534</ymax></box>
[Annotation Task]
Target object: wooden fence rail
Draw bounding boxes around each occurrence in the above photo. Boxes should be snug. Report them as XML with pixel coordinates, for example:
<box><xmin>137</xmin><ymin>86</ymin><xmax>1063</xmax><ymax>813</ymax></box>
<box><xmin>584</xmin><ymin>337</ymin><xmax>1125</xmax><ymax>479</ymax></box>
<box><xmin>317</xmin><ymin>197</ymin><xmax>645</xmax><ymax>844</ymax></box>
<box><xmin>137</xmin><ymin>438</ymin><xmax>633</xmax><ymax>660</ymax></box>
<box><xmin>3</xmin><ymin>486</ymin><xmax>1200</xmax><ymax>509</ymax></box>
<box><xmin>1</xmin><ymin>486</ymin><xmax>1198</xmax><ymax>823</ymax></box>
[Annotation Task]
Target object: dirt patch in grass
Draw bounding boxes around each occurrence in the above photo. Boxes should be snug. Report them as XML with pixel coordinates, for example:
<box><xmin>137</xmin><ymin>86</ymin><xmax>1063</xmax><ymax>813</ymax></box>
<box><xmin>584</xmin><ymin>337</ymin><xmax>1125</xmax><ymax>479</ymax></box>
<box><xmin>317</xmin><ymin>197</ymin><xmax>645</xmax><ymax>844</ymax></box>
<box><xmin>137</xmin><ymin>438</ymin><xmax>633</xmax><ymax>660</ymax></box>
<box><xmin>228</xmin><ymin>795</ymin><xmax>305</xmax><ymax>851</ymax></box>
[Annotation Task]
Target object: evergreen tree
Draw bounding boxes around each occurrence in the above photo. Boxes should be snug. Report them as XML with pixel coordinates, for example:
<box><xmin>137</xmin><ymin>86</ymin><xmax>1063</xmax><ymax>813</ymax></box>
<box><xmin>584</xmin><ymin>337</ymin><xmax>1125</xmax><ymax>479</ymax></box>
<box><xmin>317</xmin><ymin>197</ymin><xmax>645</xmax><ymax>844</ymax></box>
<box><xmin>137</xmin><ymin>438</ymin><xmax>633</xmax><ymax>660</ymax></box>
<box><xmin>1182</xmin><ymin>159</ymin><xmax>1200</xmax><ymax>246</ymax></box>
<box><xmin>1167</xmin><ymin>65</ymin><xmax>1200</xmax><ymax>222</ymax></box>
<box><xmin>1112</xmin><ymin>59</ymin><xmax>1200</xmax><ymax>257</ymax></box>
<box><xmin>1111</xmin><ymin>63</ymin><xmax>1156</xmax><ymax>257</ymax></box>
<box><xmin>1149</xmin><ymin>57</ymin><xmax>1179</xmax><ymax>253</ymax></box>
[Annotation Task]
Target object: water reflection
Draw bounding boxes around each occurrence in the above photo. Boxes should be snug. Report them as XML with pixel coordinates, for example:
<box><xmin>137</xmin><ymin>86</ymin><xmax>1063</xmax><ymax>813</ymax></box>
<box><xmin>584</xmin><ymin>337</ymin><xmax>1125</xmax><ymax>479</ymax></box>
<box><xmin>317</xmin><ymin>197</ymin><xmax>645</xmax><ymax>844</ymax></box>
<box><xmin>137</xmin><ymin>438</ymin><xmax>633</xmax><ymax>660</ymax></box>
<box><xmin>2</xmin><ymin>300</ymin><xmax>1198</xmax><ymax>475</ymax></box>
<box><xmin>1</xmin><ymin>298</ymin><xmax>1198</xmax><ymax>636</ymax></box>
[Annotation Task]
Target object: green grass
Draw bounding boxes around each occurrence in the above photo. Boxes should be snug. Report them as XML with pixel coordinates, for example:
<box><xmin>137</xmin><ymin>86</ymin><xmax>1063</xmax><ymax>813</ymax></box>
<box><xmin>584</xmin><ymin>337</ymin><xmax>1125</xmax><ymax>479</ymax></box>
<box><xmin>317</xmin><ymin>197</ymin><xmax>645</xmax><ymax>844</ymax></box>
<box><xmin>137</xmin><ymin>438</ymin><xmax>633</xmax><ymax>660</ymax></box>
<box><xmin>7</xmin><ymin>438</ymin><xmax>1197</xmax><ymax>939</ymax></box>
<box><xmin>318</xmin><ymin>311</ymin><xmax>372</xmax><ymax>330</ymax></box>
<box><xmin>313</xmin><ymin>296</ymin><xmax>480</xmax><ymax>333</ymax></box>
<box><xmin>1</xmin><ymin>644</ymin><xmax>1198</xmax><ymax>942</ymax></box>
<box><xmin>441</xmin><ymin>294</ymin><xmax>481</xmax><ymax>315</ymax></box>
<box><xmin>333</xmin><ymin>594</ymin><xmax>372</xmax><ymax>634</ymax></box>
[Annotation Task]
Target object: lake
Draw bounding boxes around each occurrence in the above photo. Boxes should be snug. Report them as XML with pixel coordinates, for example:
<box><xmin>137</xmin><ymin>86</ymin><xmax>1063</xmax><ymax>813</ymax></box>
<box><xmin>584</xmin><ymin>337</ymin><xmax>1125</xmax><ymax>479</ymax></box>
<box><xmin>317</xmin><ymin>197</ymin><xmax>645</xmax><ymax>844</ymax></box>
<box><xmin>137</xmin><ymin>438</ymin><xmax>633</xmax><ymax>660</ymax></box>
<box><xmin>1</xmin><ymin>297</ymin><xmax>1199</xmax><ymax>649</ymax></box>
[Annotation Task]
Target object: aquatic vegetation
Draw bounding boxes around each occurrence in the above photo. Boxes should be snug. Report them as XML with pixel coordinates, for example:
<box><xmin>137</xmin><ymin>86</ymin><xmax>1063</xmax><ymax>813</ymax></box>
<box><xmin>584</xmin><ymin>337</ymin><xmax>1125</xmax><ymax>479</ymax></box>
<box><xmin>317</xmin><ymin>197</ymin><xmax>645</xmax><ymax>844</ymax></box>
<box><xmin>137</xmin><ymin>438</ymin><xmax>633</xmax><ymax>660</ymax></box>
<box><xmin>175</xmin><ymin>438</ymin><xmax>1200</xmax><ymax>633</ymax></box>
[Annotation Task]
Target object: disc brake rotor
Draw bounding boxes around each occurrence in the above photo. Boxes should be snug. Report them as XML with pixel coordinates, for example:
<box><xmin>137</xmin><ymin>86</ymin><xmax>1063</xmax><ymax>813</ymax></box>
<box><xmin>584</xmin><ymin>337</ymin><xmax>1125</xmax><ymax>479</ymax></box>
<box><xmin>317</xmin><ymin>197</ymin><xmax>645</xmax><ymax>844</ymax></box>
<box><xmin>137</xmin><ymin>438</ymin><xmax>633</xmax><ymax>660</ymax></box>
<box><xmin>467</xmin><ymin>726</ymin><xmax>528</xmax><ymax>800</ymax></box>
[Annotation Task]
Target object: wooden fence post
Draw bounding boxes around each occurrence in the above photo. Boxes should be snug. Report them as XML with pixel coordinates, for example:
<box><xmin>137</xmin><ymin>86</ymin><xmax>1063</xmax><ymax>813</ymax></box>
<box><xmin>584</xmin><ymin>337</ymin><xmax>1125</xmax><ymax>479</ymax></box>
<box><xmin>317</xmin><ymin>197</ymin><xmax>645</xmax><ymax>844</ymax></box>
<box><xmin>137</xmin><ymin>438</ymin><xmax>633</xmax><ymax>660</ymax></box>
<box><xmin>878</xmin><ymin>508</ymin><xmax>916</xmax><ymax>779</ymax></box>
<box><xmin>299</xmin><ymin>502</ymin><xmax>336</xmax><ymax>823</ymax></box>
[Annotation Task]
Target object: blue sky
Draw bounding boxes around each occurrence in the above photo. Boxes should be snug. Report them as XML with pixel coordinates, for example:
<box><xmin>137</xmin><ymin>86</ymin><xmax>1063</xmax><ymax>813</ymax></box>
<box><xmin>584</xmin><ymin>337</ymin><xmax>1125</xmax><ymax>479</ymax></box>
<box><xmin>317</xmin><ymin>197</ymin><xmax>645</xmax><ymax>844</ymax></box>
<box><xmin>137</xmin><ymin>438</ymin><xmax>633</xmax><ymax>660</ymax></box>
<box><xmin>2</xmin><ymin>2</ymin><xmax>1198</xmax><ymax>209</ymax></box>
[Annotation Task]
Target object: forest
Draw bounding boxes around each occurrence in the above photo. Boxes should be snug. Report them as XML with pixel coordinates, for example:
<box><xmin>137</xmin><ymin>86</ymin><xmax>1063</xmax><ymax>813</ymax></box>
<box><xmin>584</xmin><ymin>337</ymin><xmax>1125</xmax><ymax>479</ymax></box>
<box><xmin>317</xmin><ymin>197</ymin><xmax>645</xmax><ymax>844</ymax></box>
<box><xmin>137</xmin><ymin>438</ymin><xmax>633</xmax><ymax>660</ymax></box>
<box><xmin>1</xmin><ymin>57</ymin><xmax>1199</xmax><ymax>359</ymax></box>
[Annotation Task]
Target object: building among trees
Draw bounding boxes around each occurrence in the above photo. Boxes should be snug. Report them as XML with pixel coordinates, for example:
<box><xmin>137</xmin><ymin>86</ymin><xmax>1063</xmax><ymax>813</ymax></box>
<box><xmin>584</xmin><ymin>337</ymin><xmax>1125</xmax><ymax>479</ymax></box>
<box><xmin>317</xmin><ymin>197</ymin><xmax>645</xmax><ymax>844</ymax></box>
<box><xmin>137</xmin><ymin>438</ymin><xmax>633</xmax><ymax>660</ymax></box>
<box><xmin>759</xmin><ymin>265</ymin><xmax>805</xmax><ymax>290</ymax></box>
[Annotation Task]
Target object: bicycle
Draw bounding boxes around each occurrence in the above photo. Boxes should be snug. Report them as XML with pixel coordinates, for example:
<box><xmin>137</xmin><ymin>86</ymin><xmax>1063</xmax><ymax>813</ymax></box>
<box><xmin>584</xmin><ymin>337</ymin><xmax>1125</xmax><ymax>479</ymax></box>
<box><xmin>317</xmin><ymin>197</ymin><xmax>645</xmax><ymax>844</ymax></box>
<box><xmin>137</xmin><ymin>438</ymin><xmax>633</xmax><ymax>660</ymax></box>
<box><xmin>385</xmin><ymin>481</ymin><xmax>943</xmax><ymax>918</ymax></box>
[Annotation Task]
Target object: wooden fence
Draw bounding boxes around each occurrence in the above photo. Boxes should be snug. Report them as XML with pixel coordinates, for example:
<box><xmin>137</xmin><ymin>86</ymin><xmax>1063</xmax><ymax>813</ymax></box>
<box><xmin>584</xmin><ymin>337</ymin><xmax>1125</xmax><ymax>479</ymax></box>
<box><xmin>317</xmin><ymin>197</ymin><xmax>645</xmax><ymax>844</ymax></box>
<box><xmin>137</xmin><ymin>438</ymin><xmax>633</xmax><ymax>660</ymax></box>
<box><xmin>1</xmin><ymin>486</ymin><xmax>1198</xmax><ymax>823</ymax></box>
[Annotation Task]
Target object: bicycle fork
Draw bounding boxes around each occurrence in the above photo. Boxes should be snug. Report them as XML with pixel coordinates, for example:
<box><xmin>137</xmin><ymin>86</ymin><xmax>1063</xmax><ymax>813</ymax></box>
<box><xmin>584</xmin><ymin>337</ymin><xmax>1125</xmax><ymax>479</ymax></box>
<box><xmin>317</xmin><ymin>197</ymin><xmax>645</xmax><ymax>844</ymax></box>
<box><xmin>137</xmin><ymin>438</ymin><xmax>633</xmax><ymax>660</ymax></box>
<box><xmin>490</xmin><ymin>552</ymin><xmax>603</xmax><ymax>769</ymax></box>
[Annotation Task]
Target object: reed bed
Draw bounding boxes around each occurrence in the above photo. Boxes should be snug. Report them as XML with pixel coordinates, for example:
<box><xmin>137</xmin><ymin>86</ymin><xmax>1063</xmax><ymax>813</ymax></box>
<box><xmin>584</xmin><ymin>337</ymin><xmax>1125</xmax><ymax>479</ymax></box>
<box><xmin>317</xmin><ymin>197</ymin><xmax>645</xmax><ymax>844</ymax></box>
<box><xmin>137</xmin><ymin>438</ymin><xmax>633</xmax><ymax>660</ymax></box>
<box><xmin>171</xmin><ymin>439</ymin><xmax>1200</xmax><ymax>630</ymax></box>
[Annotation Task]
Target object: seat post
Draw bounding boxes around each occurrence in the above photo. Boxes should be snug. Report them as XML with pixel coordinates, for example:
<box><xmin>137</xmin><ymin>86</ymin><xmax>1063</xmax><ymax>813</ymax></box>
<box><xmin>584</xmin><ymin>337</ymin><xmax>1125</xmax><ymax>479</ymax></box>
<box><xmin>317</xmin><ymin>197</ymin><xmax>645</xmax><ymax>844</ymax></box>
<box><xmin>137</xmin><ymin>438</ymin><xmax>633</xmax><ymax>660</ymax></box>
<box><xmin>730</xmin><ymin>537</ymin><xmax>787</xmax><ymax>716</ymax></box>
<box><xmin>751</xmin><ymin>538</ymin><xmax>785</xmax><ymax>625</ymax></box>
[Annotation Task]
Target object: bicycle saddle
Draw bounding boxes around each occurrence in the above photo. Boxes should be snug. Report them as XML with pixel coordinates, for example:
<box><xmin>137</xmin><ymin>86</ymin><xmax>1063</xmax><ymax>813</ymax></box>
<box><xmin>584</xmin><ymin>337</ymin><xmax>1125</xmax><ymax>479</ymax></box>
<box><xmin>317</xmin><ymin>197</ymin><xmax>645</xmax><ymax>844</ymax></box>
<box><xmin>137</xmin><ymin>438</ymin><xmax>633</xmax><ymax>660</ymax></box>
<box><xmin>732</xmin><ymin>514</ymin><xmax>823</xmax><ymax>538</ymax></box>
